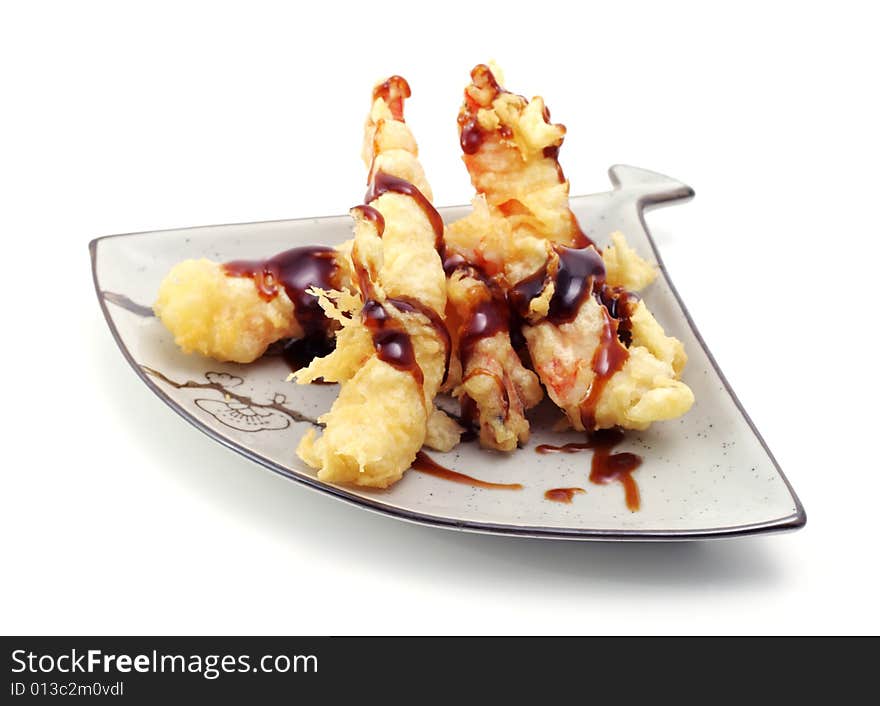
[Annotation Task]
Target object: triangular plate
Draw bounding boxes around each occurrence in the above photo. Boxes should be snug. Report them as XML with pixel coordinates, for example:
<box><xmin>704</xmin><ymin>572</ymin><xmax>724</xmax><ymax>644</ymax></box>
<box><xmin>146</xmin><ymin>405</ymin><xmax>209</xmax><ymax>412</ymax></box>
<box><xmin>90</xmin><ymin>165</ymin><xmax>805</xmax><ymax>540</ymax></box>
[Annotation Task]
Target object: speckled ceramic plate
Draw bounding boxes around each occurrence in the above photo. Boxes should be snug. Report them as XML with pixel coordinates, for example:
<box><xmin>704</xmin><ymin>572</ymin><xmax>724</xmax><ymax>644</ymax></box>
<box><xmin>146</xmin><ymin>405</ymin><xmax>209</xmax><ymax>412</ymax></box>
<box><xmin>90</xmin><ymin>165</ymin><xmax>805</xmax><ymax>541</ymax></box>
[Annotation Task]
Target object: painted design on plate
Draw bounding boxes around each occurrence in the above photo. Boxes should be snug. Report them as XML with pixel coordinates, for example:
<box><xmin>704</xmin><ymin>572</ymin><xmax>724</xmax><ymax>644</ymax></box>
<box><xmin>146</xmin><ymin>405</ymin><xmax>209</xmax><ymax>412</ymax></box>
<box><xmin>102</xmin><ymin>291</ymin><xmax>155</xmax><ymax>318</ymax></box>
<box><xmin>141</xmin><ymin>366</ymin><xmax>319</xmax><ymax>431</ymax></box>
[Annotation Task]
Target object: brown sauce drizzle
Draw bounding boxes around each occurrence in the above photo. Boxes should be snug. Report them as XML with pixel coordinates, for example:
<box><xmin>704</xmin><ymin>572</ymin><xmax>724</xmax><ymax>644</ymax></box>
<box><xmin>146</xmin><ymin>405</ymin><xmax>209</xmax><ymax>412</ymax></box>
<box><xmin>372</xmin><ymin>75</ymin><xmax>411</xmax><ymax>122</ymax></box>
<box><xmin>536</xmin><ymin>428</ymin><xmax>641</xmax><ymax>511</ymax></box>
<box><xmin>570</xmin><ymin>226</ymin><xmax>595</xmax><ymax>250</ymax></box>
<box><xmin>457</xmin><ymin>64</ymin><xmax>594</xmax><ymax>251</ymax></box>
<box><xmin>365</xmin><ymin>172</ymin><xmax>444</xmax><ymax>248</ymax></box>
<box><xmin>459</xmin><ymin>297</ymin><xmax>508</xmax><ymax>366</ymax></box>
<box><xmin>546</xmin><ymin>246</ymin><xmax>606</xmax><ymax>325</ymax></box>
<box><xmin>361</xmin><ymin>298</ymin><xmax>424</xmax><ymax>389</ymax></box>
<box><xmin>387</xmin><ymin>296</ymin><xmax>452</xmax><ymax>384</ymax></box>
<box><xmin>590</xmin><ymin>440</ymin><xmax>642</xmax><ymax>512</ymax></box>
<box><xmin>544</xmin><ymin>487</ymin><xmax>585</xmax><ymax>503</ymax></box>
<box><xmin>412</xmin><ymin>451</ymin><xmax>522</xmax><ymax>490</ymax></box>
<box><xmin>458</xmin><ymin>116</ymin><xmax>485</xmax><ymax>155</ymax></box>
<box><xmin>578</xmin><ymin>308</ymin><xmax>630</xmax><ymax>430</ymax></box>
<box><xmin>223</xmin><ymin>246</ymin><xmax>338</xmax><ymax>334</ymax></box>
<box><xmin>597</xmin><ymin>284</ymin><xmax>640</xmax><ymax>320</ymax></box>
<box><xmin>474</xmin><ymin>63</ymin><xmax>505</xmax><ymax>95</ymax></box>
<box><xmin>510</xmin><ymin>249</ymin><xmax>636</xmax><ymax>349</ymax></box>
<box><xmin>597</xmin><ymin>284</ymin><xmax>640</xmax><ymax>347</ymax></box>
<box><xmin>224</xmin><ymin>246</ymin><xmax>339</xmax><ymax>370</ymax></box>
<box><xmin>453</xmin><ymin>271</ymin><xmax>517</xmax><ymax>431</ymax></box>
<box><xmin>353</xmin><ymin>170</ymin><xmax>449</xmax><ymax>386</ymax></box>
<box><xmin>509</xmin><ymin>264</ymin><xmax>549</xmax><ymax>318</ymax></box>
<box><xmin>458</xmin><ymin>64</ymin><xmax>506</xmax><ymax>155</ymax></box>
<box><xmin>543</xmin><ymin>145</ymin><xmax>560</xmax><ymax>160</ymax></box>
<box><xmin>442</xmin><ymin>251</ymin><xmax>468</xmax><ymax>275</ymax></box>
<box><xmin>536</xmin><ymin>442</ymin><xmax>592</xmax><ymax>454</ymax></box>
<box><xmin>351</xmin><ymin>204</ymin><xmax>386</xmax><ymax>236</ymax></box>
<box><xmin>350</xmin><ymin>240</ymin><xmax>449</xmax><ymax>385</ymax></box>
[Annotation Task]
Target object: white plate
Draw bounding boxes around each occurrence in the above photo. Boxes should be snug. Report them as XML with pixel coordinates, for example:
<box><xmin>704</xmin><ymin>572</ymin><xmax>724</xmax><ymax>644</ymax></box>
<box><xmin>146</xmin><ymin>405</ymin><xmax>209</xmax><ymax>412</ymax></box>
<box><xmin>90</xmin><ymin>165</ymin><xmax>805</xmax><ymax>541</ymax></box>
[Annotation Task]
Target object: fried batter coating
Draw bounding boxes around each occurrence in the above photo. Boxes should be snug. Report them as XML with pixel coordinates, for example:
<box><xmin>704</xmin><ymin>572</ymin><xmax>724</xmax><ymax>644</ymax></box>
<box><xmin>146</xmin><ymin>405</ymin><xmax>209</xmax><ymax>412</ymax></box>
<box><xmin>629</xmin><ymin>301</ymin><xmax>687</xmax><ymax>376</ymax></box>
<box><xmin>520</xmin><ymin>251</ymin><xmax>692</xmax><ymax>432</ymax></box>
<box><xmin>447</xmin><ymin>269</ymin><xmax>543</xmax><ymax>451</ymax></box>
<box><xmin>599</xmin><ymin>231</ymin><xmax>686</xmax><ymax>373</ymax></box>
<box><xmin>453</xmin><ymin>63</ymin><xmax>694</xmax><ymax>433</ymax></box>
<box><xmin>458</xmin><ymin>63</ymin><xmax>585</xmax><ymax>248</ymax></box>
<box><xmin>155</xmin><ymin>258</ymin><xmax>299</xmax><ymax>363</ymax></box>
<box><xmin>446</xmin><ymin>195</ymin><xmax>554</xmax><ymax>289</ymax></box>
<box><xmin>295</xmin><ymin>77</ymin><xmax>455</xmax><ymax>487</ymax></box>
<box><xmin>295</xmin><ymin>278</ymin><xmax>436</xmax><ymax>487</ymax></box>
<box><xmin>364</xmin><ymin>75</ymin><xmax>432</xmax><ymax>199</ymax></box>
<box><xmin>444</xmin><ymin>64</ymin><xmax>591</xmax><ymax>292</ymax></box>
<box><xmin>425</xmin><ymin>407</ymin><xmax>465</xmax><ymax>453</ymax></box>
<box><xmin>523</xmin><ymin>297</ymin><xmax>693</xmax><ymax>431</ymax></box>
<box><xmin>292</xmin><ymin>287</ymin><xmax>372</xmax><ymax>384</ymax></box>
<box><xmin>155</xmin><ymin>242</ymin><xmax>354</xmax><ymax>364</ymax></box>
<box><xmin>603</xmin><ymin>231</ymin><xmax>657</xmax><ymax>291</ymax></box>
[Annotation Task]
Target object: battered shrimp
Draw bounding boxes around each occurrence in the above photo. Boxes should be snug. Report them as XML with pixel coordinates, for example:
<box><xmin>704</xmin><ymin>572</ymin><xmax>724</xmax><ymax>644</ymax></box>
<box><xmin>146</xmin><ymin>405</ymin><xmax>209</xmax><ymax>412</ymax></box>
<box><xmin>155</xmin><ymin>258</ymin><xmax>300</xmax><ymax>363</ymax></box>
<box><xmin>154</xmin><ymin>237</ymin><xmax>353</xmax><ymax>363</ymax></box>
<box><xmin>523</xmin><ymin>294</ymin><xmax>693</xmax><ymax>432</ymax></box>
<box><xmin>294</xmin><ymin>76</ymin><xmax>459</xmax><ymax>488</ymax></box>
<box><xmin>455</xmin><ymin>63</ymin><xmax>586</xmax><ymax>249</ymax></box>
<box><xmin>446</xmin><ymin>268</ymin><xmax>542</xmax><ymax>451</ymax></box>
<box><xmin>452</xmin><ymin>63</ymin><xmax>693</xmax><ymax>432</ymax></box>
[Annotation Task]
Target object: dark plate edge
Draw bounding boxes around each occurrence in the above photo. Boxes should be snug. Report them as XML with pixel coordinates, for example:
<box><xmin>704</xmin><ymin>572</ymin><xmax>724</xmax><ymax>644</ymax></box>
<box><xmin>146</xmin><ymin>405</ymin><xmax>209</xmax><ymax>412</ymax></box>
<box><xmin>608</xmin><ymin>164</ymin><xmax>806</xmax><ymax>534</ymax></box>
<box><xmin>88</xmin><ymin>174</ymin><xmax>806</xmax><ymax>542</ymax></box>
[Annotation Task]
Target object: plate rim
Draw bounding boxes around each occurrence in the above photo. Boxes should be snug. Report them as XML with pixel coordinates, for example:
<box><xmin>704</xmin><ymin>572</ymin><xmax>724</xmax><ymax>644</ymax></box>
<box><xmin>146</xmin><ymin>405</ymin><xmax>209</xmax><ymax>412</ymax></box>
<box><xmin>89</xmin><ymin>165</ymin><xmax>806</xmax><ymax>541</ymax></box>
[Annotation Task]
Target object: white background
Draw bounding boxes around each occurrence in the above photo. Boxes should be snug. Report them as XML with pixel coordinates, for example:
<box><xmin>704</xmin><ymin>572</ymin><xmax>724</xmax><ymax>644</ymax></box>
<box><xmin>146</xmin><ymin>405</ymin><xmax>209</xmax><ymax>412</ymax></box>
<box><xmin>1</xmin><ymin>1</ymin><xmax>877</xmax><ymax>635</ymax></box>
